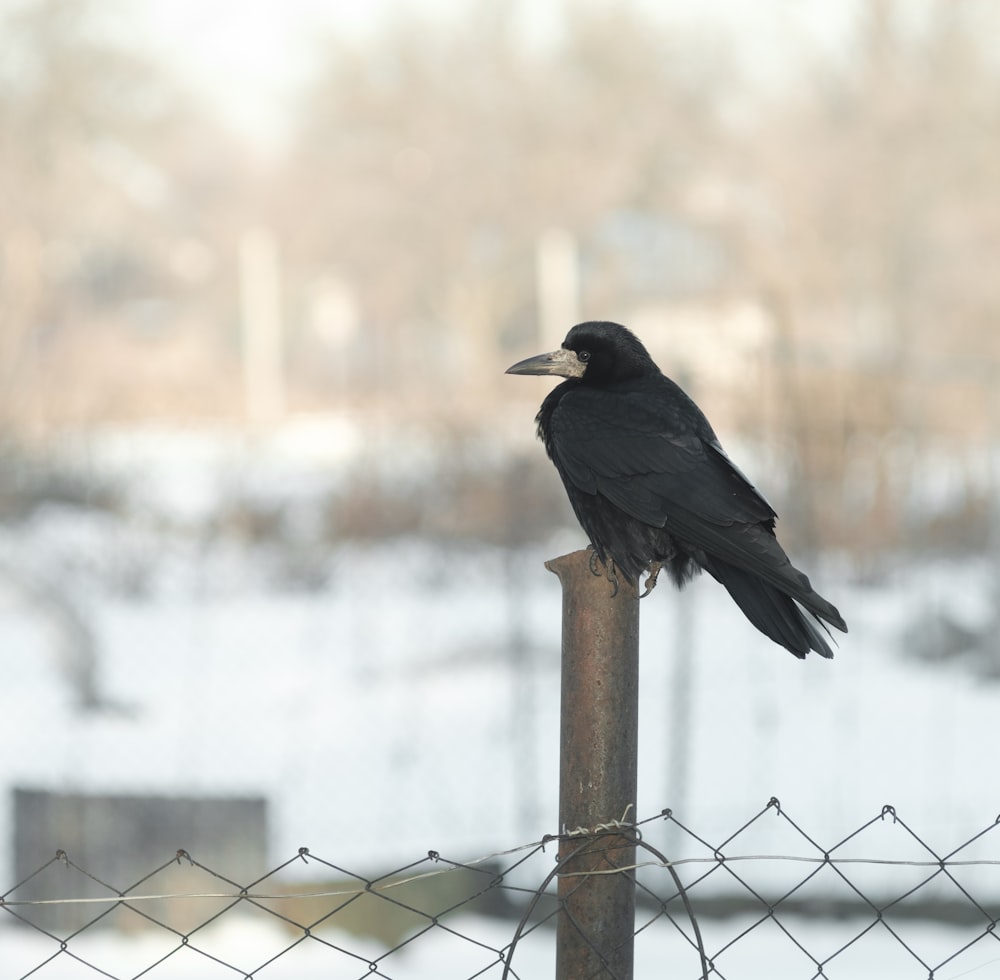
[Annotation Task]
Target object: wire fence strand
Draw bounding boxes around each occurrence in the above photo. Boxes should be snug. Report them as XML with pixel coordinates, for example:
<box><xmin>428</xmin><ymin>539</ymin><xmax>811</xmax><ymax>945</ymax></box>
<box><xmin>3</xmin><ymin>800</ymin><xmax>1000</xmax><ymax>980</ymax></box>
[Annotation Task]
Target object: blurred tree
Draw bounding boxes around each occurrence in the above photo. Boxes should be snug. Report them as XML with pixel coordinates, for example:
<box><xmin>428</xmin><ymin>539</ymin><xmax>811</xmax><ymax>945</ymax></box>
<box><xmin>0</xmin><ymin>0</ymin><xmax>250</xmax><ymax>433</ymax></box>
<box><xmin>729</xmin><ymin>0</ymin><xmax>1000</xmax><ymax>555</ymax></box>
<box><xmin>2</xmin><ymin>0</ymin><xmax>999</xmax><ymax>557</ymax></box>
<box><xmin>282</xmin><ymin>5</ymin><xmax>730</xmax><ymax>412</ymax></box>
<box><xmin>283</xmin><ymin>0</ymin><xmax>1000</xmax><ymax>554</ymax></box>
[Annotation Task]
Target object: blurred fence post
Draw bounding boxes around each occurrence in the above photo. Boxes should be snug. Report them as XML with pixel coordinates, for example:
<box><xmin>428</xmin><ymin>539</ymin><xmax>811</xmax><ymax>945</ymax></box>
<box><xmin>545</xmin><ymin>549</ymin><xmax>639</xmax><ymax>980</ymax></box>
<box><xmin>239</xmin><ymin>228</ymin><xmax>285</xmax><ymax>427</ymax></box>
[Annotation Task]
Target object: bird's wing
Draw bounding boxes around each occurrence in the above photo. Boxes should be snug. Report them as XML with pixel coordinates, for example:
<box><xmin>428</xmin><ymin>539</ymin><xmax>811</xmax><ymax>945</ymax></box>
<box><xmin>549</xmin><ymin>386</ymin><xmax>776</xmax><ymax>530</ymax></box>
<box><xmin>548</xmin><ymin>383</ymin><xmax>846</xmax><ymax>635</ymax></box>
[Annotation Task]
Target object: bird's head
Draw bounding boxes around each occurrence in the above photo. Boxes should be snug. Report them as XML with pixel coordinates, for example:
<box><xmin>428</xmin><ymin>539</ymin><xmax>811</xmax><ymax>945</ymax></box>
<box><xmin>505</xmin><ymin>321</ymin><xmax>655</xmax><ymax>385</ymax></box>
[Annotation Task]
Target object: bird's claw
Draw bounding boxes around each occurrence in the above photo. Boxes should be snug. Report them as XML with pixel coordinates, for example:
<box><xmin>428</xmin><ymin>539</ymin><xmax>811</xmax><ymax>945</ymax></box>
<box><xmin>639</xmin><ymin>562</ymin><xmax>663</xmax><ymax>598</ymax></box>
<box><xmin>588</xmin><ymin>546</ymin><xmax>601</xmax><ymax>577</ymax></box>
<box><xmin>586</xmin><ymin>548</ymin><xmax>620</xmax><ymax>597</ymax></box>
<box><xmin>606</xmin><ymin>561</ymin><xmax>620</xmax><ymax>598</ymax></box>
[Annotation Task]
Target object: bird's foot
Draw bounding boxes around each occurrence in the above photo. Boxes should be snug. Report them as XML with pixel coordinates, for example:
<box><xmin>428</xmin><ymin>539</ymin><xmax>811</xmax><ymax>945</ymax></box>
<box><xmin>587</xmin><ymin>545</ymin><xmax>600</xmax><ymax>577</ymax></box>
<box><xmin>606</xmin><ymin>560</ymin><xmax>620</xmax><ymax>598</ymax></box>
<box><xmin>639</xmin><ymin>562</ymin><xmax>663</xmax><ymax>599</ymax></box>
<box><xmin>586</xmin><ymin>546</ymin><xmax>620</xmax><ymax>597</ymax></box>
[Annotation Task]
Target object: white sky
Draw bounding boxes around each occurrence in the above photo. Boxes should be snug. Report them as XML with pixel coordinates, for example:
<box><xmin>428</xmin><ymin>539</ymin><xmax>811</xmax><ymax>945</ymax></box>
<box><xmin>123</xmin><ymin>0</ymin><xmax>859</xmax><ymax>147</ymax></box>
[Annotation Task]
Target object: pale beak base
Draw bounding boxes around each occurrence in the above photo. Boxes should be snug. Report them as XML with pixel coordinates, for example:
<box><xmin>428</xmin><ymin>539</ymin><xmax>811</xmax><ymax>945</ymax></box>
<box><xmin>505</xmin><ymin>348</ymin><xmax>586</xmax><ymax>379</ymax></box>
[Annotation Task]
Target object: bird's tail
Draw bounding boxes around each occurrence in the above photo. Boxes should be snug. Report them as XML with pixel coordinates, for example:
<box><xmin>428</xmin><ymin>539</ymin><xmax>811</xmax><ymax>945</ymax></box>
<box><xmin>704</xmin><ymin>559</ymin><xmax>842</xmax><ymax>659</ymax></box>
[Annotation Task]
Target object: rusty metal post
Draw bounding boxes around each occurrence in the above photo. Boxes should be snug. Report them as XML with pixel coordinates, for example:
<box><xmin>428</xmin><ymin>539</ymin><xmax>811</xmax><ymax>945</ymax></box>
<box><xmin>545</xmin><ymin>549</ymin><xmax>639</xmax><ymax>980</ymax></box>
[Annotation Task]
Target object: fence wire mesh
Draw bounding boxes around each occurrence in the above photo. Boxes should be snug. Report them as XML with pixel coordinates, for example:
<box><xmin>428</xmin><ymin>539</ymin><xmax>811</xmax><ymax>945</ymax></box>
<box><xmin>3</xmin><ymin>799</ymin><xmax>999</xmax><ymax>980</ymax></box>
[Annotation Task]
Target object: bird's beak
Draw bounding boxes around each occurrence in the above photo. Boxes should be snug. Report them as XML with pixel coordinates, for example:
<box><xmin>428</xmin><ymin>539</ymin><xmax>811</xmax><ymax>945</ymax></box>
<box><xmin>505</xmin><ymin>348</ymin><xmax>586</xmax><ymax>379</ymax></box>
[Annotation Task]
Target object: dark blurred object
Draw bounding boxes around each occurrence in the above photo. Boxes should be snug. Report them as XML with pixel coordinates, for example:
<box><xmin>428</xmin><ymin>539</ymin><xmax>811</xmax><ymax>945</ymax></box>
<box><xmin>0</xmin><ymin>444</ymin><xmax>119</xmax><ymax>521</ymax></box>
<box><xmin>11</xmin><ymin>789</ymin><xmax>268</xmax><ymax>933</ymax></box>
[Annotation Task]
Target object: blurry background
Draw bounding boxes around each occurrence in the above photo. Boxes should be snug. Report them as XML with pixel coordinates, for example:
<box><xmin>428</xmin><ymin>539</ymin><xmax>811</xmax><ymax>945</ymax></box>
<box><xmin>2</xmin><ymin>0</ymin><xmax>1000</xmax><ymax>902</ymax></box>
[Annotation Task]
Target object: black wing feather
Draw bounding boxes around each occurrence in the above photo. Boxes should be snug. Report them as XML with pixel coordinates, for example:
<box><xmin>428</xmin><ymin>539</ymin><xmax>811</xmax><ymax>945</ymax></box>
<box><xmin>548</xmin><ymin>384</ymin><xmax>775</xmax><ymax>529</ymax></box>
<box><xmin>545</xmin><ymin>381</ymin><xmax>847</xmax><ymax>638</ymax></box>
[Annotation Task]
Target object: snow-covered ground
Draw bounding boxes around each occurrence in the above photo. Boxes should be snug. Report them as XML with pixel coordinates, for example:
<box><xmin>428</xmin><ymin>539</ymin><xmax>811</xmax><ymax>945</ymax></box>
<box><xmin>3</xmin><ymin>512</ymin><xmax>996</xmax><ymax>870</ymax></box>
<box><xmin>2</xmin><ymin>428</ymin><xmax>1000</xmax><ymax>976</ymax></box>
<box><xmin>4</xmin><ymin>910</ymin><xmax>1000</xmax><ymax>978</ymax></box>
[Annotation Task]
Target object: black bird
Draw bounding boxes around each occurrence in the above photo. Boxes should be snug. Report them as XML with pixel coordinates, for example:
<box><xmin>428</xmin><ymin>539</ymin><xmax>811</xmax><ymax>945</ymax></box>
<box><xmin>506</xmin><ymin>321</ymin><xmax>847</xmax><ymax>658</ymax></box>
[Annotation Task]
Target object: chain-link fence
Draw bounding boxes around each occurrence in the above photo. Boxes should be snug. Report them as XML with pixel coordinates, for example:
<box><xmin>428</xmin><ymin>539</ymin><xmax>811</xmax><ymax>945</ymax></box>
<box><xmin>4</xmin><ymin>798</ymin><xmax>999</xmax><ymax>979</ymax></box>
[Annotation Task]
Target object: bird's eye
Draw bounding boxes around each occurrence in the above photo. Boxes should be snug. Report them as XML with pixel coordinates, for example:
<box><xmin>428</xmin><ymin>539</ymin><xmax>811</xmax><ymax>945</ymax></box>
<box><xmin>577</xmin><ymin>350</ymin><xmax>591</xmax><ymax>362</ymax></box>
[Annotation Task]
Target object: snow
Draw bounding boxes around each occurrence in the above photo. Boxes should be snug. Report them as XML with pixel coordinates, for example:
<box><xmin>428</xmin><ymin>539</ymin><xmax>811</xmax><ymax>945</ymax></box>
<box><xmin>3</xmin><ymin>911</ymin><xmax>999</xmax><ymax>978</ymax></box>
<box><xmin>2</xmin><ymin>430</ymin><xmax>1000</xmax><ymax>975</ymax></box>
<box><xmin>2</xmin><ymin>509</ymin><xmax>998</xmax><ymax>867</ymax></box>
